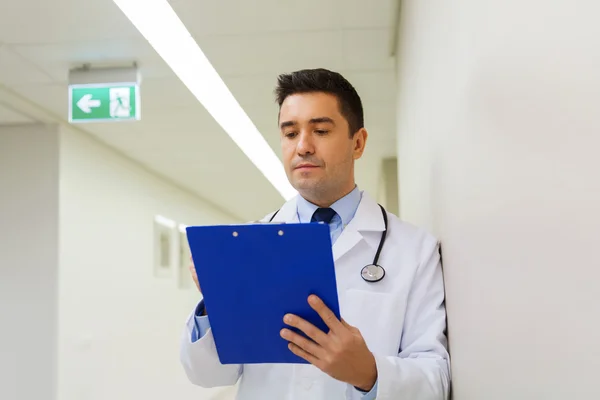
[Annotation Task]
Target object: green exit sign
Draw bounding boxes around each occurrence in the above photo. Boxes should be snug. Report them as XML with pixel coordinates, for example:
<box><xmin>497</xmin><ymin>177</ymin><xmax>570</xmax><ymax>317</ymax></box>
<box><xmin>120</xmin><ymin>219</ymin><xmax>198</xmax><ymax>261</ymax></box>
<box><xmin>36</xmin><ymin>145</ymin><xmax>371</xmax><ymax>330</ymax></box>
<box><xmin>69</xmin><ymin>84</ymin><xmax>140</xmax><ymax>123</ymax></box>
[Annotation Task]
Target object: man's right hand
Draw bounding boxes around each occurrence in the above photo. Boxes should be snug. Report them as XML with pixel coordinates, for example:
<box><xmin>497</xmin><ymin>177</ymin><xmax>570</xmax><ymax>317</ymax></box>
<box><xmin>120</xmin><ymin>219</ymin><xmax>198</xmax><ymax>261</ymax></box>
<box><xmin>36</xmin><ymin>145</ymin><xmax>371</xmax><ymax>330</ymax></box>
<box><xmin>189</xmin><ymin>258</ymin><xmax>207</xmax><ymax>316</ymax></box>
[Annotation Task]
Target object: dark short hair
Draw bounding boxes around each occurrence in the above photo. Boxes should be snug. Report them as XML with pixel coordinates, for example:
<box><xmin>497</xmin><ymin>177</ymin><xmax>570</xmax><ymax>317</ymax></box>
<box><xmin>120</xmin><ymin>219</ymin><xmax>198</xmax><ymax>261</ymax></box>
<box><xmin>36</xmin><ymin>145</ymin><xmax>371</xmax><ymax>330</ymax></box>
<box><xmin>275</xmin><ymin>68</ymin><xmax>364</xmax><ymax>136</ymax></box>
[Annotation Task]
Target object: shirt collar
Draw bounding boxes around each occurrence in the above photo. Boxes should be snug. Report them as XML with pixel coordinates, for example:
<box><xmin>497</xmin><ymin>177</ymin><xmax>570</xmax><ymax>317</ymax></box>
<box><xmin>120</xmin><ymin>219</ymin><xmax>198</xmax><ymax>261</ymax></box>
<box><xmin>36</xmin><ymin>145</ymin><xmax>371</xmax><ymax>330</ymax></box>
<box><xmin>296</xmin><ymin>185</ymin><xmax>362</xmax><ymax>226</ymax></box>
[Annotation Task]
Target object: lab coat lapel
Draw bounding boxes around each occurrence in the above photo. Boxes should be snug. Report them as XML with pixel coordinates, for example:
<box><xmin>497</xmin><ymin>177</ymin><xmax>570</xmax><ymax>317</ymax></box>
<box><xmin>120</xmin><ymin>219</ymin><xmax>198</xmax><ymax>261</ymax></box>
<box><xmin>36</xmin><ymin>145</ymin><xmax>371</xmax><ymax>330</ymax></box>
<box><xmin>332</xmin><ymin>192</ymin><xmax>385</xmax><ymax>262</ymax></box>
<box><xmin>264</xmin><ymin>196</ymin><xmax>299</xmax><ymax>223</ymax></box>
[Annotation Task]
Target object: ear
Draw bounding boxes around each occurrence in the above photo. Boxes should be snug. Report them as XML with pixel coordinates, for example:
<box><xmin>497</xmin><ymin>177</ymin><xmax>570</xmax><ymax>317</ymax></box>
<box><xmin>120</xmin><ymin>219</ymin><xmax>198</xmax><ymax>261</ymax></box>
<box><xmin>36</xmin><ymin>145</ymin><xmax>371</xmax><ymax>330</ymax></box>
<box><xmin>353</xmin><ymin>128</ymin><xmax>368</xmax><ymax>160</ymax></box>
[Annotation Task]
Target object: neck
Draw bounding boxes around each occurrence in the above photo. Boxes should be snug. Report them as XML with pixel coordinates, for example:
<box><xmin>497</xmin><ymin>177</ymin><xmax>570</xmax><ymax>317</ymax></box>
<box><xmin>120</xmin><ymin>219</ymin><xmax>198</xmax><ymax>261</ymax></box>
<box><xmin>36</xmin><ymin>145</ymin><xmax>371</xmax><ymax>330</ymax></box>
<box><xmin>301</xmin><ymin>183</ymin><xmax>356</xmax><ymax>208</ymax></box>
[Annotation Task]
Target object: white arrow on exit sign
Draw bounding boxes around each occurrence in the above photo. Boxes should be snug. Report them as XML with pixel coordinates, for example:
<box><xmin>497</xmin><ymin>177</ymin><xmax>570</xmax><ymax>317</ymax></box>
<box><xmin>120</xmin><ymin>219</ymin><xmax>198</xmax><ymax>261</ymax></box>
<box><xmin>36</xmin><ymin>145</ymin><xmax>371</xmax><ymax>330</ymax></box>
<box><xmin>77</xmin><ymin>94</ymin><xmax>102</xmax><ymax>114</ymax></box>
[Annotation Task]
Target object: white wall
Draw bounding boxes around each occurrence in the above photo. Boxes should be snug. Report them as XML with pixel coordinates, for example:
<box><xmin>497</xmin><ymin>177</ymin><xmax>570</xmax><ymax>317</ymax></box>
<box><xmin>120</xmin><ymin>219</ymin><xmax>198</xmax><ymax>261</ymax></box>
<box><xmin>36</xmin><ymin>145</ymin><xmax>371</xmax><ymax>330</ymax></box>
<box><xmin>395</xmin><ymin>1</ymin><xmax>600</xmax><ymax>399</ymax></box>
<box><xmin>0</xmin><ymin>124</ymin><xmax>60</xmax><ymax>400</ymax></box>
<box><xmin>58</xmin><ymin>126</ymin><xmax>239</xmax><ymax>400</ymax></box>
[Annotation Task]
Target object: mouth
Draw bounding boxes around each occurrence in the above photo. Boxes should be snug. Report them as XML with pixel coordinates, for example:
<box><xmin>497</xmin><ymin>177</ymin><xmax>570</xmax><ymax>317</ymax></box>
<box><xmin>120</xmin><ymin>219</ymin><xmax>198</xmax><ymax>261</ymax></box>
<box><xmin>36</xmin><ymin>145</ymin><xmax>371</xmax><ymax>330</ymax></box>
<box><xmin>294</xmin><ymin>164</ymin><xmax>319</xmax><ymax>170</ymax></box>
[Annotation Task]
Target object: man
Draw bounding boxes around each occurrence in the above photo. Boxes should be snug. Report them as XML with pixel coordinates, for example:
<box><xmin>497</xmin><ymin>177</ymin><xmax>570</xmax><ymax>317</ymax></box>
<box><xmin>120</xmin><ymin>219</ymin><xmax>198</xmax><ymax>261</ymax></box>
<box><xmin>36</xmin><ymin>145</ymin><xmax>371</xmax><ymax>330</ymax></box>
<box><xmin>180</xmin><ymin>68</ymin><xmax>450</xmax><ymax>399</ymax></box>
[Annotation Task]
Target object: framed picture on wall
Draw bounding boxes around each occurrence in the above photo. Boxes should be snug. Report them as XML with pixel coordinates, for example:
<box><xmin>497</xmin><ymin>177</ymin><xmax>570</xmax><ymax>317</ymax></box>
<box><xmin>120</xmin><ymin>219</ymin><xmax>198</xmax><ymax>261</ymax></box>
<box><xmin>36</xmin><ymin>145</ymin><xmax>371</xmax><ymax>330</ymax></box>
<box><xmin>177</xmin><ymin>224</ymin><xmax>194</xmax><ymax>289</ymax></box>
<box><xmin>153</xmin><ymin>215</ymin><xmax>176</xmax><ymax>278</ymax></box>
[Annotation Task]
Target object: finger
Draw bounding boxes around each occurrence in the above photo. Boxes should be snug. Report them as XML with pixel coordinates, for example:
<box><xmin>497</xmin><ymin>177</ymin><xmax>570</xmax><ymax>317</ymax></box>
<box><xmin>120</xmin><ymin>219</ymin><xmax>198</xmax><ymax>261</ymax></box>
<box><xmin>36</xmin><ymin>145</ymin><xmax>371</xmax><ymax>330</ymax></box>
<box><xmin>287</xmin><ymin>342</ymin><xmax>321</xmax><ymax>366</ymax></box>
<box><xmin>308</xmin><ymin>295</ymin><xmax>343</xmax><ymax>333</ymax></box>
<box><xmin>188</xmin><ymin>264</ymin><xmax>197</xmax><ymax>280</ymax></box>
<box><xmin>284</xmin><ymin>313</ymin><xmax>329</xmax><ymax>346</ymax></box>
<box><xmin>340</xmin><ymin>318</ymin><xmax>361</xmax><ymax>336</ymax></box>
<box><xmin>280</xmin><ymin>328</ymin><xmax>325</xmax><ymax>360</ymax></box>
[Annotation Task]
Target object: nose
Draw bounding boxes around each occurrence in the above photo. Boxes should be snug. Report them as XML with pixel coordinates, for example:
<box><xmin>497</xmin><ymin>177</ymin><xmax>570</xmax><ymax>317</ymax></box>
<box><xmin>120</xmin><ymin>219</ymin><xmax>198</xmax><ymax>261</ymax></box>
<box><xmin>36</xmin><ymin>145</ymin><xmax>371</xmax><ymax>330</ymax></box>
<box><xmin>296</xmin><ymin>130</ymin><xmax>315</xmax><ymax>156</ymax></box>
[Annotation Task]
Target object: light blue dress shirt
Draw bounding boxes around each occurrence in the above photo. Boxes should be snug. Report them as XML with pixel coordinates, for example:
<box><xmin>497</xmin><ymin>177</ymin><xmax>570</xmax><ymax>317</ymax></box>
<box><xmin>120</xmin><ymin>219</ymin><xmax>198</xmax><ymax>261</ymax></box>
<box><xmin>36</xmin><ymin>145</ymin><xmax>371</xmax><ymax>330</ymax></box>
<box><xmin>190</xmin><ymin>186</ymin><xmax>377</xmax><ymax>399</ymax></box>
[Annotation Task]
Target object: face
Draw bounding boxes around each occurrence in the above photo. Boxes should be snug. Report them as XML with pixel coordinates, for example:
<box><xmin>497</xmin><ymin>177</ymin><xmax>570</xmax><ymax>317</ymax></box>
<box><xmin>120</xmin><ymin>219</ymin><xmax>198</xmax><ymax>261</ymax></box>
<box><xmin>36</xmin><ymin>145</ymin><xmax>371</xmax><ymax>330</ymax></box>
<box><xmin>279</xmin><ymin>92</ymin><xmax>367</xmax><ymax>206</ymax></box>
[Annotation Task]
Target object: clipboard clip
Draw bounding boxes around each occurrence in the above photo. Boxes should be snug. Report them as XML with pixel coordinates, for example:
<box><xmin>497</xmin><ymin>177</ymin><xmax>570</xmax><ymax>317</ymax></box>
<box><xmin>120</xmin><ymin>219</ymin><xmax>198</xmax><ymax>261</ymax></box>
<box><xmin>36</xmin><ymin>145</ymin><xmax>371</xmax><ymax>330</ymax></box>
<box><xmin>232</xmin><ymin>222</ymin><xmax>287</xmax><ymax>237</ymax></box>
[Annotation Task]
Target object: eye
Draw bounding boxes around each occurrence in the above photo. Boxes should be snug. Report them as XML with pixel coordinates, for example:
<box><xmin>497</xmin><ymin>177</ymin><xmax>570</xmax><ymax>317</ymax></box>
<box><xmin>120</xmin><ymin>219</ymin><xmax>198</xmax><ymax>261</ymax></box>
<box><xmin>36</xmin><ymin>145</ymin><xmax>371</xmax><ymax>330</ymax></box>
<box><xmin>315</xmin><ymin>130</ymin><xmax>329</xmax><ymax>135</ymax></box>
<box><xmin>284</xmin><ymin>131</ymin><xmax>297</xmax><ymax>138</ymax></box>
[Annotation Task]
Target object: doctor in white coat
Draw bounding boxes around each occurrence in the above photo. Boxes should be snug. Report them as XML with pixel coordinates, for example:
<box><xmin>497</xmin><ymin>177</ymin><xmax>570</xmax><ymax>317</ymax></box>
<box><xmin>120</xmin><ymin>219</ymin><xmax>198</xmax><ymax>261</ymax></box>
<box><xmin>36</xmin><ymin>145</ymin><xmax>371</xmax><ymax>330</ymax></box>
<box><xmin>180</xmin><ymin>68</ymin><xmax>450</xmax><ymax>400</ymax></box>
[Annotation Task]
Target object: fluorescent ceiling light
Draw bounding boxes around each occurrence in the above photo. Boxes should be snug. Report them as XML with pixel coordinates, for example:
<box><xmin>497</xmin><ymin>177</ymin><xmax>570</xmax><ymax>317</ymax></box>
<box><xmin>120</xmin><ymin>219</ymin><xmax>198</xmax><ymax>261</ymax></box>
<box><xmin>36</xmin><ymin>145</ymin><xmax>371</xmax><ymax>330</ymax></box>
<box><xmin>112</xmin><ymin>0</ymin><xmax>297</xmax><ymax>201</ymax></box>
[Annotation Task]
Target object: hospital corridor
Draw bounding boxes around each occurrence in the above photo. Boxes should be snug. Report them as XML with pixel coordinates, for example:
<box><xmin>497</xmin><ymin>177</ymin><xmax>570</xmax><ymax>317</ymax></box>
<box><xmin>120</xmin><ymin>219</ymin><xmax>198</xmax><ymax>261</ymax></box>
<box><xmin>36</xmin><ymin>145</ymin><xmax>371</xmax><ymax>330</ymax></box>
<box><xmin>1</xmin><ymin>1</ymin><xmax>599</xmax><ymax>399</ymax></box>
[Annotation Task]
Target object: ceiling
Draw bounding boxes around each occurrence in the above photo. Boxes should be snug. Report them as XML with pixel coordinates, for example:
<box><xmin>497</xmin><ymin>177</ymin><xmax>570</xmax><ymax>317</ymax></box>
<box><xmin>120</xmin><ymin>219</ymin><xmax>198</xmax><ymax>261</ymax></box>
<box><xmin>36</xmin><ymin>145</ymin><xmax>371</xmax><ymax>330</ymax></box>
<box><xmin>0</xmin><ymin>103</ymin><xmax>34</xmax><ymax>123</ymax></box>
<box><xmin>0</xmin><ymin>0</ymin><xmax>398</xmax><ymax>221</ymax></box>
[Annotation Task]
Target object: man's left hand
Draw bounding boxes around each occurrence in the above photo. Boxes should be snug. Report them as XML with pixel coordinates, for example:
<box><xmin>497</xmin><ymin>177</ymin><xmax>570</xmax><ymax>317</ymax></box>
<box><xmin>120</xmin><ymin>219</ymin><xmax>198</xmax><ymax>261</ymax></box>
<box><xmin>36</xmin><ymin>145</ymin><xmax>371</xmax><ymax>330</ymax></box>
<box><xmin>280</xmin><ymin>295</ymin><xmax>377</xmax><ymax>392</ymax></box>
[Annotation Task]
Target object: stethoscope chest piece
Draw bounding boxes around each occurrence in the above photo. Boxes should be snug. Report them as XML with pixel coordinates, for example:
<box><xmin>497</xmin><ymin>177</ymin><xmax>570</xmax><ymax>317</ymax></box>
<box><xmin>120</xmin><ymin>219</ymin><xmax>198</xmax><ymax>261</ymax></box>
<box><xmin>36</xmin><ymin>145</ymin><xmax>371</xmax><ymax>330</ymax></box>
<box><xmin>361</xmin><ymin>264</ymin><xmax>385</xmax><ymax>283</ymax></box>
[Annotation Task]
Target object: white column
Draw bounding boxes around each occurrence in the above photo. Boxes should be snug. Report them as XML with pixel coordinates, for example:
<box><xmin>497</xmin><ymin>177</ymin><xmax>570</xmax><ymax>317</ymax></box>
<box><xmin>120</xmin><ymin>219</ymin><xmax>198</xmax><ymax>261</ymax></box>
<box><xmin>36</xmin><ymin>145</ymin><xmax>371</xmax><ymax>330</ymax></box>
<box><xmin>0</xmin><ymin>123</ymin><xmax>60</xmax><ymax>400</ymax></box>
<box><xmin>377</xmin><ymin>157</ymin><xmax>399</xmax><ymax>216</ymax></box>
<box><xmin>395</xmin><ymin>1</ymin><xmax>600</xmax><ymax>398</ymax></box>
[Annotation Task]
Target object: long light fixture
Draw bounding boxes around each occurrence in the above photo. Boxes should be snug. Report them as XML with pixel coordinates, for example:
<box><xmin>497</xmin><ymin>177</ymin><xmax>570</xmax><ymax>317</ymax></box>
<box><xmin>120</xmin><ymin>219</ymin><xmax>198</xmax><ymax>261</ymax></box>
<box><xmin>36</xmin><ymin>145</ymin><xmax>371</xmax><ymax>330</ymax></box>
<box><xmin>112</xmin><ymin>0</ymin><xmax>297</xmax><ymax>201</ymax></box>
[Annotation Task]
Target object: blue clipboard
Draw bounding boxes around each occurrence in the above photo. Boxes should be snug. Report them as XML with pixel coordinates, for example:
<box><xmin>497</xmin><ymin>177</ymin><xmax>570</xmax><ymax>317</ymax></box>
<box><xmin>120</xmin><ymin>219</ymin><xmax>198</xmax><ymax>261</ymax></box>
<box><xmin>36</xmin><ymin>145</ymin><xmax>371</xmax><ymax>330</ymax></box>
<box><xmin>186</xmin><ymin>222</ymin><xmax>340</xmax><ymax>365</ymax></box>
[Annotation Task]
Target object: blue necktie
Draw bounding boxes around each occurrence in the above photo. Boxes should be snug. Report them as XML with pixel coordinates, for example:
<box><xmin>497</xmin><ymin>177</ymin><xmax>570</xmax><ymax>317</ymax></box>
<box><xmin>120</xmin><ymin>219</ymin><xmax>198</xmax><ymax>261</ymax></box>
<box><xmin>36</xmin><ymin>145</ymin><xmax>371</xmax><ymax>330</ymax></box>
<box><xmin>311</xmin><ymin>208</ymin><xmax>337</xmax><ymax>224</ymax></box>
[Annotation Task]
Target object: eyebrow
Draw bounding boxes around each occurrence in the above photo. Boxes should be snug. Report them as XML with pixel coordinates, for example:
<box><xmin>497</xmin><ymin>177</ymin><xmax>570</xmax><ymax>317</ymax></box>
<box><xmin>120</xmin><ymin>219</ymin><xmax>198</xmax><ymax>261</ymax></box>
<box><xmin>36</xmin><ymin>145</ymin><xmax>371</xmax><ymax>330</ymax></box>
<box><xmin>279</xmin><ymin>117</ymin><xmax>336</xmax><ymax>130</ymax></box>
<box><xmin>309</xmin><ymin>117</ymin><xmax>335</xmax><ymax>125</ymax></box>
<box><xmin>279</xmin><ymin>120</ymin><xmax>297</xmax><ymax>129</ymax></box>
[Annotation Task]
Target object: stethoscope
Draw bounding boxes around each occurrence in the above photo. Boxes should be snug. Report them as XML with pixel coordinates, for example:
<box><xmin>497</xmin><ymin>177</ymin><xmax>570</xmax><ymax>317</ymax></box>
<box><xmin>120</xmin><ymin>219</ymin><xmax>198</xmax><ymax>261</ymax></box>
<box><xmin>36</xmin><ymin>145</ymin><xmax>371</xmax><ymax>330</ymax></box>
<box><xmin>268</xmin><ymin>204</ymin><xmax>388</xmax><ymax>283</ymax></box>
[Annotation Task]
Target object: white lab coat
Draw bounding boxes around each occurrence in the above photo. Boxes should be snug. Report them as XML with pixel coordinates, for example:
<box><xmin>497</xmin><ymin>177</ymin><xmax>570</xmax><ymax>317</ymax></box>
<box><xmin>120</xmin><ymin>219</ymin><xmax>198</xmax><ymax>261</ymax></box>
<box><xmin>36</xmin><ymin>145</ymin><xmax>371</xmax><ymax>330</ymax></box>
<box><xmin>180</xmin><ymin>191</ymin><xmax>450</xmax><ymax>400</ymax></box>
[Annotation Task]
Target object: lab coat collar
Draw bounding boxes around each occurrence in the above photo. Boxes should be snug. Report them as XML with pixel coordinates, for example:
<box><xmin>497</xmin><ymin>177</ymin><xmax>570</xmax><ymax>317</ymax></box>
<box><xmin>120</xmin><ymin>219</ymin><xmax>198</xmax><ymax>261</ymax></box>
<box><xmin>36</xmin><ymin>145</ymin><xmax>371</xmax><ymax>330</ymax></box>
<box><xmin>267</xmin><ymin>196</ymin><xmax>299</xmax><ymax>223</ymax></box>
<box><xmin>266</xmin><ymin>190</ymin><xmax>385</xmax><ymax>261</ymax></box>
<box><xmin>332</xmin><ymin>191</ymin><xmax>385</xmax><ymax>261</ymax></box>
<box><xmin>345</xmin><ymin>191</ymin><xmax>385</xmax><ymax>233</ymax></box>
